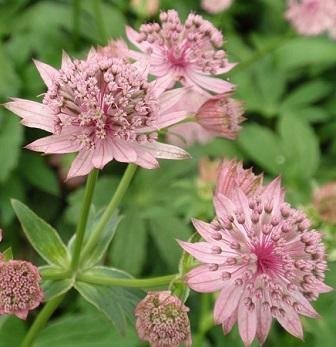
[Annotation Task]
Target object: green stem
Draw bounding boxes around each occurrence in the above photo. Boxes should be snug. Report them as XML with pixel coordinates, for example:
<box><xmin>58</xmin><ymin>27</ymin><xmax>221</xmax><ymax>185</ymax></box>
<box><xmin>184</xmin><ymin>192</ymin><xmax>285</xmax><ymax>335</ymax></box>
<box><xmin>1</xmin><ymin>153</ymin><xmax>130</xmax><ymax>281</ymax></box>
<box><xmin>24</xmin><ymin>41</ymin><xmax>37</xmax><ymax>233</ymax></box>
<box><xmin>39</xmin><ymin>268</ymin><xmax>70</xmax><ymax>281</ymax></box>
<box><xmin>81</xmin><ymin>164</ymin><xmax>137</xmax><ymax>260</ymax></box>
<box><xmin>72</xmin><ymin>0</ymin><xmax>81</xmax><ymax>48</ymax></box>
<box><xmin>77</xmin><ymin>273</ymin><xmax>177</xmax><ymax>288</ymax></box>
<box><xmin>21</xmin><ymin>294</ymin><xmax>66</xmax><ymax>347</ymax></box>
<box><xmin>93</xmin><ymin>0</ymin><xmax>108</xmax><ymax>44</ymax></box>
<box><xmin>71</xmin><ymin>169</ymin><xmax>99</xmax><ymax>272</ymax></box>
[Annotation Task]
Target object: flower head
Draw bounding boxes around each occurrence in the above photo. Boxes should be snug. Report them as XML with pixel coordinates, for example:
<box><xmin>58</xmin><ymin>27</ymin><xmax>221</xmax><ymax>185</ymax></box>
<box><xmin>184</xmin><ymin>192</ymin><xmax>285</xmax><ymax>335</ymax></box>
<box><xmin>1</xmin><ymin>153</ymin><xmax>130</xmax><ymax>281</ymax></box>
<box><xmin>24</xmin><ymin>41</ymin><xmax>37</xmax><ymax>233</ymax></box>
<box><xmin>126</xmin><ymin>10</ymin><xmax>236</xmax><ymax>95</ymax></box>
<box><xmin>179</xmin><ymin>177</ymin><xmax>332</xmax><ymax>346</ymax></box>
<box><xmin>313</xmin><ymin>182</ymin><xmax>336</xmax><ymax>224</ymax></box>
<box><xmin>215</xmin><ymin>159</ymin><xmax>263</xmax><ymax>199</ymax></box>
<box><xmin>285</xmin><ymin>0</ymin><xmax>336</xmax><ymax>38</ymax></box>
<box><xmin>5</xmin><ymin>52</ymin><xmax>190</xmax><ymax>178</ymax></box>
<box><xmin>0</xmin><ymin>260</ymin><xmax>43</xmax><ymax>319</ymax></box>
<box><xmin>135</xmin><ymin>291</ymin><xmax>192</xmax><ymax>347</ymax></box>
<box><xmin>196</xmin><ymin>94</ymin><xmax>245</xmax><ymax>140</ymax></box>
<box><xmin>201</xmin><ymin>0</ymin><xmax>233</xmax><ymax>14</ymax></box>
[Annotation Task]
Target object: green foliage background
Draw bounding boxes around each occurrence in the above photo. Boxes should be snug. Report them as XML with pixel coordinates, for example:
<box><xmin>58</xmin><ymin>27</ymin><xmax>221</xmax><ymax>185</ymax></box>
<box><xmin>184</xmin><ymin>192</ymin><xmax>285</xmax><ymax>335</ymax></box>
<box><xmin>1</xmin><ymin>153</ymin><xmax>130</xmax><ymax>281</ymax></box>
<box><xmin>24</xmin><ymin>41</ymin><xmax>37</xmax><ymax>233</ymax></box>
<box><xmin>0</xmin><ymin>0</ymin><xmax>336</xmax><ymax>346</ymax></box>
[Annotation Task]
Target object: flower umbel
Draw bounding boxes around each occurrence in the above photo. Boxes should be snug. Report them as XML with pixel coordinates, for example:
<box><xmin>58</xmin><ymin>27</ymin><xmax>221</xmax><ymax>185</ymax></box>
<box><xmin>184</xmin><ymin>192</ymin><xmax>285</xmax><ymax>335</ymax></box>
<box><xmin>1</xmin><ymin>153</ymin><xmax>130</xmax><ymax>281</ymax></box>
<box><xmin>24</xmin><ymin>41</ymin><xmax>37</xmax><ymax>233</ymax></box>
<box><xmin>5</xmin><ymin>52</ymin><xmax>190</xmax><ymax>178</ymax></box>
<box><xmin>126</xmin><ymin>10</ymin><xmax>236</xmax><ymax>95</ymax></box>
<box><xmin>179</xmin><ymin>176</ymin><xmax>332</xmax><ymax>346</ymax></box>
<box><xmin>0</xmin><ymin>260</ymin><xmax>43</xmax><ymax>320</ymax></box>
<box><xmin>135</xmin><ymin>291</ymin><xmax>192</xmax><ymax>347</ymax></box>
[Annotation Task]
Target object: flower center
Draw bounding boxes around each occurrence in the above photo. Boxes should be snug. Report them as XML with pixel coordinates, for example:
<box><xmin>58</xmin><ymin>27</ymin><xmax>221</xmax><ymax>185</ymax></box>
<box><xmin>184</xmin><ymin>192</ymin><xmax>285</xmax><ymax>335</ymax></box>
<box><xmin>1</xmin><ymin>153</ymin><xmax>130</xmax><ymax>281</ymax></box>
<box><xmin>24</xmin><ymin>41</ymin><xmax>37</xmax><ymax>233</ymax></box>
<box><xmin>166</xmin><ymin>46</ymin><xmax>188</xmax><ymax>68</ymax></box>
<box><xmin>251</xmin><ymin>241</ymin><xmax>282</xmax><ymax>276</ymax></box>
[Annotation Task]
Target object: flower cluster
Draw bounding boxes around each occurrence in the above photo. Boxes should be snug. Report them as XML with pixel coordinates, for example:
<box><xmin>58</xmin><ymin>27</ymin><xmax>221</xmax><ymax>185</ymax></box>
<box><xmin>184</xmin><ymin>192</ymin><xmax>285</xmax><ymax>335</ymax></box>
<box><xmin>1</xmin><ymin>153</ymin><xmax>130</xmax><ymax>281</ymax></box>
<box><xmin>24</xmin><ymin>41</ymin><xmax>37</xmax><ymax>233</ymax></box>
<box><xmin>179</xmin><ymin>160</ymin><xmax>331</xmax><ymax>346</ymax></box>
<box><xmin>286</xmin><ymin>0</ymin><xmax>336</xmax><ymax>38</ymax></box>
<box><xmin>135</xmin><ymin>291</ymin><xmax>192</xmax><ymax>347</ymax></box>
<box><xmin>0</xmin><ymin>231</ymin><xmax>43</xmax><ymax>320</ymax></box>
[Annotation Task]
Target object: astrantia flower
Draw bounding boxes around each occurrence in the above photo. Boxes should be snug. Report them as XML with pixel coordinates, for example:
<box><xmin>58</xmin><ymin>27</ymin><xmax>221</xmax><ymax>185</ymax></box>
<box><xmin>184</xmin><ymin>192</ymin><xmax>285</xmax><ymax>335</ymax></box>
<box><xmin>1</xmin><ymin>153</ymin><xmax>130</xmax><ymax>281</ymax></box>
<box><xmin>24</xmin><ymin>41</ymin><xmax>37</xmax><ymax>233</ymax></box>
<box><xmin>201</xmin><ymin>0</ymin><xmax>233</xmax><ymax>14</ymax></box>
<box><xmin>196</xmin><ymin>94</ymin><xmax>245</xmax><ymax>140</ymax></box>
<box><xmin>126</xmin><ymin>10</ymin><xmax>236</xmax><ymax>95</ymax></box>
<box><xmin>215</xmin><ymin>159</ymin><xmax>263</xmax><ymax>199</ymax></box>
<box><xmin>135</xmin><ymin>291</ymin><xmax>192</xmax><ymax>347</ymax></box>
<box><xmin>5</xmin><ymin>52</ymin><xmax>190</xmax><ymax>179</ymax></box>
<box><xmin>285</xmin><ymin>0</ymin><xmax>336</xmax><ymax>38</ymax></box>
<box><xmin>313</xmin><ymin>182</ymin><xmax>336</xmax><ymax>224</ymax></box>
<box><xmin>0</xmin><ymin>260</ymin><xmax>43</xmax><ymax>319</ymax></box>
<box><xmin>179</xmin><ymin>177</ymin><xmax>332</xmax><ymax>346</ymax></box>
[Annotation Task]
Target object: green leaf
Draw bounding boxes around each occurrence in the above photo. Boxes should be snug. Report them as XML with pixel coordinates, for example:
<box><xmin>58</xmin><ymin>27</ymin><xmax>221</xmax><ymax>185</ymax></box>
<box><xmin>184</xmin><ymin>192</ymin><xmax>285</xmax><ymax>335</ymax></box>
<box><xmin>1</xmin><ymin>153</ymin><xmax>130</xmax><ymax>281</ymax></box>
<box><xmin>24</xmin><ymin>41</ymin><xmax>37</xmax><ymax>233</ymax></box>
<box><xmin>35</xmin><ymin>313</ymin><xmax>140</xmax><ymax>347</ymax></box>
<box><xmin>75</xmin><ymin>266</ymin><xmax>142</xmax><ymax>334</ymax></box>
<box><xmin>110</xmin><ymin>210</ymin><xmax>147</xmax><ymax>276</ymax></box>
<box><xmin>2</xmin><ymin>247</ymin><xmax>13</xmax><ymax>261</ymax></box>
<box><xmin>42</xmin><ymin>279</ymin><xmax>74</xmax><ymax>302</ymax></box>
<box><xmin>0</xmin><ymin>316</ymin><xmax>26</xmax><ymax>347</ymax></box>
<box><xmin>11</xmin><ymin>199</ymin><xmax>70</xmax><ymax>268</ymax></box>
<box><xmin>149</xmin><ymin>209</ymin><xmax>191</xmax><ymax>270</ymax></box>
<box><xmin>0</xmin><ymin>48</ymin><xmax>21</xmax><ymax>98</ymax></box>
<box><xmin>20</xmin><ymin>153</ymin><xmax>60</xmax><ymax>196</ymax></box>
<box><xmin>279</xmin><ymin>115</ymin><xmax>320</xmax><ymax>179</ymax></box>
<box><xmin>0</xmin><ymin>112</ymin><xmax>23</xmax><ymax>182</ymax></box>
<box><xmin>238</xmin><ymin>124</ymin><xmax>284</xmax><ymax>175</ymax></box>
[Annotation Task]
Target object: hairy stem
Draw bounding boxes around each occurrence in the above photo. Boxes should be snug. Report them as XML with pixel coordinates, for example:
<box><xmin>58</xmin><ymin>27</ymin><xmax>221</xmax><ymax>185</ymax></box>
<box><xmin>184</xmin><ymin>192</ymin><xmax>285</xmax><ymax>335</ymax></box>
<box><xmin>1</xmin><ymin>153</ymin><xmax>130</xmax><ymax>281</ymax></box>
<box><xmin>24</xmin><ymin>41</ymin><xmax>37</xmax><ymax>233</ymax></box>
<box><xmin>71</xmin><ymin>169</ymin><xmax>99</xmax><ymax>272</ymax></box>
<box><xmin>21</xmin><ymin>294</ymin><xmax>66</xmax><ymax>347</ymax></box>
<box><xmin>81</xmin><ymin>164</ymin><xmax>137</xmax><ymax>260</ymax></box>
<box><xmin>77</xmin><ymin>273</ymin><xmax>178</xmax><ymax>288</ymax></box>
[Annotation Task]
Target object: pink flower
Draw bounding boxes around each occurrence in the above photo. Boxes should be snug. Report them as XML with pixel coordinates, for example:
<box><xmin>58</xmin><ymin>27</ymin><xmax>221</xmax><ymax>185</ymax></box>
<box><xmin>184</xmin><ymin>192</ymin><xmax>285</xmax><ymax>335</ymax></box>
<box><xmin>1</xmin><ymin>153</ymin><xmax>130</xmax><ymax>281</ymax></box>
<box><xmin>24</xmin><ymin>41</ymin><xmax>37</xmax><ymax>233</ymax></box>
<box><xmin>0</xmin><ymin>260</ymin><xmax>43</xmax><ymax>319</ymax></box>
<box><xmin>285</xmin><ymin>0</ymin><xmax>336</xmax><ymax>38</ymax></box>
<box><xmin>126</xmin><ymin>10</ymin><xmax>236</xmax><ymax>95</ymax></box>
<box><xmin>5</xmin><ymin>51</ymin><xmax>190</xmax><ymax>179</ymax></box>
<box><xmin>97</xmin><ymin>39</ymin><xmax>129</xmax><ymax>59</ymax></box>
<box><xmin>313</xmin><ymin>182</ymin><xmax>336</xmax><ymax>224</ymax></box>
<box><xmin>201</xmin><ymin>0</ymin><xmax>233</xmax><ymax>14</ymax></box>
<box><xmin>196</xmin><ymin>94</ymin><xmax>245</xmax><ymax>140</ymax></box>
<box><xmin>135</xmin><ymin>291</ymin><xmax>192</xmax><ymax>347</ymax></box>
<box><xmin>178</xmin><ymin>177</ymin><xmax>332</xmax><ymax>346</ymax></box>
<box><xmin>215</xmin><ymin>159</ymin><xmax>263</xmax><ymax>200</ymax></box>
<box><xmin>167</xmin><ymin>89</ymin><xmax>245</xmax><ymax>147</ymax></box>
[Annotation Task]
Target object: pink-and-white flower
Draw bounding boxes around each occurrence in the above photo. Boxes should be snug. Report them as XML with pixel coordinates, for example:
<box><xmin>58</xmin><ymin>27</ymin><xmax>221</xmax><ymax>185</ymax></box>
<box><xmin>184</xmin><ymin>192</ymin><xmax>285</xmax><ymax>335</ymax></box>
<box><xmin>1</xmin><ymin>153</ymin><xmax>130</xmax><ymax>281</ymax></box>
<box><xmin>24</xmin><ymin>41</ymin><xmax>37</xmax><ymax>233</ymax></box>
<box><xmin>135</xmin><ymin>291</ymin><xmax>192</xmax><ymax>347</ymax></box>
<box><xmin>285</xmin><ymin>0</ymin><xmax>336</xmax><ymax>38</ymax></box>
<box><xmin>179</xmin><ymin>174</ymin><xmax>332</xmax><ymax>346</ymax></box>
<box><xmin>201</xmin><ymin>0</ymin><xmax>233</xmax><ymax>14</ymax></box>
<box><xmin>5</xmin><ymin>51</ymin><xmax>190</xmax><ymax>179</ymax></box>
<box><xmin>126</xmin><ymin>10</ymin><xmax>236</xmax><ymax>95</ymax></box>
<box><xmin>0</xmin><ymin>260</ymin><xmax>43</xmax><ymax>319</ymax></box>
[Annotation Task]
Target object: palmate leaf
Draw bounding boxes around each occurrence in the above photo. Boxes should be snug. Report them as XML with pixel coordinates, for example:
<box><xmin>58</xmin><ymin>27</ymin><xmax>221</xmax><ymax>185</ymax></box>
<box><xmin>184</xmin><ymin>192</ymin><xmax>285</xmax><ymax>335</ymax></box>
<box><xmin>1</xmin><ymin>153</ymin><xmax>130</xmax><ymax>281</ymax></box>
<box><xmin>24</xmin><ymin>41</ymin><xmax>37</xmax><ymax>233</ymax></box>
<box><xmin>11</xmin><ymin>199</ymin><xmax>70</xmax><ymax>268</ymax></box>
<box><xmin>75</xmin><ymin>266</ymin><xmax>143</xmax><ymax>334</ymax></box>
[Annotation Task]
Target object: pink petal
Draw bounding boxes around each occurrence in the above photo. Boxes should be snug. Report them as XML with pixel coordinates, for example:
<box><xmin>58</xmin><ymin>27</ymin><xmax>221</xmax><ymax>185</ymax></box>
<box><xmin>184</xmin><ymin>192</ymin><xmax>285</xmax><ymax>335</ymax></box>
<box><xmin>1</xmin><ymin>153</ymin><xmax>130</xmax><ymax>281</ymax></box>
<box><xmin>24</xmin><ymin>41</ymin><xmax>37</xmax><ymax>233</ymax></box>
<box><xmin>110</xmin><ymin>140</ymin><xmax>137</xmax><ymax>163</ymax></box>
<box><xmin>15</xmin><ymin>310</ymin><xmax>29</xmax><ymax>320</ymax></box>
<box><xmin>178</xmin><ymin>240</ymin><xmax>225</xmax><ymax>264</ymax></box>
<box><xmin>186</xmin><ymin>71</ymin><xmax>235</xmax><ymax>94</ymax></box>
<box><xmin>153</xmin><ymin>111</ymin><xmax>189</xmax><ymax>130</ymax></box>
<box><xmin>261</xmin><ymin>177</ymin><xmax>284</xmax><ymax>214</ymax></box>
<box><xmin>5</xmin><ymin>99</ymin><xmax>55</xmax><ymax>132</ymax></box>
<box><xmin>314</xmin><ymin>280</ymin><xmax>333</xmax><ymax>293</ymax></box>
<box><xmin>133</xmin><ymin>148</ymin><xmax>159</xmax><ymax>169</ymax></box>
<box><xmin>222</xmin><ymin>310</ymin><xmax>238</xmax><ymax>335</ymax></box>
<box><xmin>92</xmin><ymin>139</ymin><xmax>114</xmax><ymax>169</ymax></box>
<box><xmin>192</xmin><ymin>219</ymin><xmax>217</xmax><ymax>243</ymax></box>
<box><xmin>87</xmin><ymin>47</ymin><xmax>97</xmax><ymax>59</ymax></box>
<box><xmin>214</xmin><ymin>283</ymin><xmax>245</xmax><ymax>324</ymax></box>
<box><xmin>159</xmin><ymin>87</ymin><xmax>191</xmax><ymax>113</ymax></box>
<box><xmin>33</xmin><ymin>60</ymin><xmax>59</xmax><ymax>88</ymax></box>
<box><xmin>126</xmin><ymin>26</ymin><xmax>146</xmax><ymax>52</ymax></box>
<box><xmin>151</xmin><ymin>73</ymin><xmax>176</xmax><ymax>97</ymax></box>
<box><xmin>275</xmin><ymin>306</ymin><xmax>303</xmax><ymax>340</ymax></box>
<box><xmin>61</xmin><ymin>50</ymin><xmax>73</xmax><ymax>69</ymax></box>
<box><xmin>256</xmin><ymin>302</ymin><xmax>272</xmax><ymax>345</ymax></box>
<box><xmin>26</xmin><ymin>134</ymin><xmax>80</xmax><ymax>154</ymax></box>
<box><xmin>185</xmin><ymin>264</ymin><xmax>226</xmax><ymax>293</ymax></box>
<box><xmin>67</xmin><ymin>150</ymin><xmax>94</xmax><ymax>179</ymax></box>
<box><xmin>214</xmin><ymin>194</ymin><xmax>236</xmax><ymax>219</ymax></box>
<box><xmin>238</xmin><ymin>300</ymin><xmax>257</xmax><ymax>347</ymax></box>
<box><xmin>138</xmin><ymin>142</ymin><xmax>190</xmax><ymax>160</ymax></box>
<box><xmin>291</xmin><ymin>292</ymin><xmax>320</xmax><ymax>318</ymax></box>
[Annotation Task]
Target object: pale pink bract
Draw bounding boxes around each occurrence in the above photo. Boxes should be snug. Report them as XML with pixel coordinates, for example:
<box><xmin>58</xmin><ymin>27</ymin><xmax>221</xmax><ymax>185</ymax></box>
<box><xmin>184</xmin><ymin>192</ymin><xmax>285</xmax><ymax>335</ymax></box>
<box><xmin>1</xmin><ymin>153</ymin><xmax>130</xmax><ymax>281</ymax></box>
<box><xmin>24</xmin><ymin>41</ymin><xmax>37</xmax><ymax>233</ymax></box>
<box><xmin>135</xmin><ymin>291</ymin><xmax>192</xmax><ymax>347</ymax></box>
<box><xmin>0</xmin><ymin>260</ymin><xmax>43</xmax><ymax>320</ymax></box>
<box><xmin>5</xmin><ymin>51</ymin><xmax>190</xmax><ymax>179</ymax></box>
<box><xmin>179</xmin><ymin>176</ymin><xmax>332</xmax><ymax>346</ymax></box>
<box><xmin>126</xmin><ymin>10</ymin><xmax>236</xmax><ymax>95</ymax></box>
<box><xmin>285</xmin><ymin>0</ymin><xmax>336</xmax><ymax>38</ymax></box>
<box><xmin>201</xmin><ymin>0</ymin><xmax>233</xmax><ymax>14</ymax></box>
